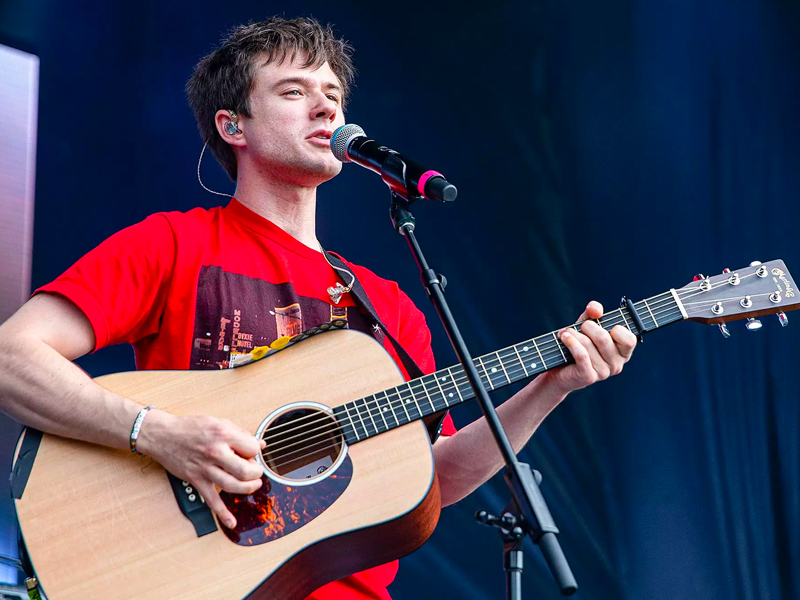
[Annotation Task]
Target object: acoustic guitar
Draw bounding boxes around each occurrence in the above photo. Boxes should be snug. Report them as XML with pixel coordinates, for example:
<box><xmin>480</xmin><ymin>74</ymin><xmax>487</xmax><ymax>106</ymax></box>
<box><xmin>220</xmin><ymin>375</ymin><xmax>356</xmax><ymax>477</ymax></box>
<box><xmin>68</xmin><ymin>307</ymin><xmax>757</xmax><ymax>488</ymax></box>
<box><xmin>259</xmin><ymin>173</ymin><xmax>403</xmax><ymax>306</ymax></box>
<box><xmin>11</xmin><ymin>260</ymin><xmax>798</xmax><ymax>599</ymax></box>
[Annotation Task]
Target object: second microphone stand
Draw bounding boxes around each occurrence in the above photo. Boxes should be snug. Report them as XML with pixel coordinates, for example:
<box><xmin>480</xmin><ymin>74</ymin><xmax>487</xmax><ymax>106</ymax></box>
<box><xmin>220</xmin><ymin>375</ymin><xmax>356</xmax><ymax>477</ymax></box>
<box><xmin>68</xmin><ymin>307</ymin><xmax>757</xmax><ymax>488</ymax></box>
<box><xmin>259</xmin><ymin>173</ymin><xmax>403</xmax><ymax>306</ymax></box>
<box><xmin>388</xmin><ymin>192</ymin><xmax>578</xmax><ymax>598</ymax></box>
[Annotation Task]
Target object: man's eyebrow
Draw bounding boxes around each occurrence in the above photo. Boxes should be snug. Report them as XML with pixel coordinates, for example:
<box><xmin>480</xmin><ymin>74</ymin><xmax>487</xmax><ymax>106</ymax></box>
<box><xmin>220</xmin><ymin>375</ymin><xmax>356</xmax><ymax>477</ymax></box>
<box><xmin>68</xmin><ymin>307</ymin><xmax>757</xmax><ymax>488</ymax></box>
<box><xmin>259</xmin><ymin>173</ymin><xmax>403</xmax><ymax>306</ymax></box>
<box><xmin>270</xmin><ymin>76</ymin><xmax>343</xmax><ymax>92</ymax></box>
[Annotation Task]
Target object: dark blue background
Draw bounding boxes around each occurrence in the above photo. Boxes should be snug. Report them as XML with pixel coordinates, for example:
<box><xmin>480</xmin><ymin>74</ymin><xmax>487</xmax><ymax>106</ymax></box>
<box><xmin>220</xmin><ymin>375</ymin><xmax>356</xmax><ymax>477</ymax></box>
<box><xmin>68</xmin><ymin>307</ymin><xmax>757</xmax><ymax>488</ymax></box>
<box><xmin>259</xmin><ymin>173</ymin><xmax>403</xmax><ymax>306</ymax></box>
<box><xmin>1</xmin><ymin>1</ymin><xmax>799</xmax><ymax>598</ymax></box>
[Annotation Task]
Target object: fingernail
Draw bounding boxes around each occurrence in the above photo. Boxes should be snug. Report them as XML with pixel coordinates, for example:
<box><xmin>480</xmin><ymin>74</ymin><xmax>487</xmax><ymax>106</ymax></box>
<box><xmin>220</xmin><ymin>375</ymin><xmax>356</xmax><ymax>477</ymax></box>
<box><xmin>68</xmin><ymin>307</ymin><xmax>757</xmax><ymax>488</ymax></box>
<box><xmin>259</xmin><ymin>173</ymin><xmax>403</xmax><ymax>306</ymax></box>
<box><xmin>561</xmin><ymin>330</ymin><xmax>571</xmax><ymax>340</ymax></box>
<box><xmin>224</xmin><ymin>518</ymin><xmax>235</xmax><ymax>528</ymax></box>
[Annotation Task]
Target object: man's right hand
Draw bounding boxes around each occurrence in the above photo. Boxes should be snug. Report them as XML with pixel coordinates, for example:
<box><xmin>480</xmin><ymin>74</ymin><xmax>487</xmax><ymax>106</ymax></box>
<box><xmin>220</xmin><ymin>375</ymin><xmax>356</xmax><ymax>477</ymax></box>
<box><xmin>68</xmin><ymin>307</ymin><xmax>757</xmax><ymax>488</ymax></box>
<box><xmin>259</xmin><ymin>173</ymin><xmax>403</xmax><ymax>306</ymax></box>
<box><xmin>137</xmin><ymin>411</ymin><xmax>265</xmax><ymax>529</ymax></box>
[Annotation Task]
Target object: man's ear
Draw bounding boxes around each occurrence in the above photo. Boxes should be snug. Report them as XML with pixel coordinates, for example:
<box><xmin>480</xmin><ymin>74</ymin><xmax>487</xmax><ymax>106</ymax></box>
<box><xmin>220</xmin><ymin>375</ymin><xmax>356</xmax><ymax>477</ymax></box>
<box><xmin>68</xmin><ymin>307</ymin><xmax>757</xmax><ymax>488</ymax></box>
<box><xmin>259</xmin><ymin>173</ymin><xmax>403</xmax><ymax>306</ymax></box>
<box><xmin>214</xmin><ymin>109</ymin><xmax>246</xmax><ymax>147</ymax></box>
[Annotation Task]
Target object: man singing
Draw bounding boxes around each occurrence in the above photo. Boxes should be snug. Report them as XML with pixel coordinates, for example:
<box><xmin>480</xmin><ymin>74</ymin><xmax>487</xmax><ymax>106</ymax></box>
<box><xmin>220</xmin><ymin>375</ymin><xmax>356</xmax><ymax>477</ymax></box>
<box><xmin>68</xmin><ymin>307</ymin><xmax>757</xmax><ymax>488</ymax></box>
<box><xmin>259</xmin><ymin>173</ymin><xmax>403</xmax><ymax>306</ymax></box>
<box><xmin>0</xmin><ymin>17</ymin><xmax>636</xmax><ymax>600</ymax></box>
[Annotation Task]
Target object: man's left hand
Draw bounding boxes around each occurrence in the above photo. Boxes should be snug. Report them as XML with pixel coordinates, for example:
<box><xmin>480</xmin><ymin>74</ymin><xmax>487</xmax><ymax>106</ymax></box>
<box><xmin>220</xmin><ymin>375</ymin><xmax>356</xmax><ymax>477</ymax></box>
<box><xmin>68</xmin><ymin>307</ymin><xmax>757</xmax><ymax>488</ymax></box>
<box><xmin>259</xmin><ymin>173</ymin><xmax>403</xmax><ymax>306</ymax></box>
<box><xmin>434</xmin><ymin>300</ymin><xmax>637</xmax><ymax>506</ymax></box>
<box><xmin>541</xmin><ymin>300</ymin><xmax>638</xmax><ymax>395</ymax></box>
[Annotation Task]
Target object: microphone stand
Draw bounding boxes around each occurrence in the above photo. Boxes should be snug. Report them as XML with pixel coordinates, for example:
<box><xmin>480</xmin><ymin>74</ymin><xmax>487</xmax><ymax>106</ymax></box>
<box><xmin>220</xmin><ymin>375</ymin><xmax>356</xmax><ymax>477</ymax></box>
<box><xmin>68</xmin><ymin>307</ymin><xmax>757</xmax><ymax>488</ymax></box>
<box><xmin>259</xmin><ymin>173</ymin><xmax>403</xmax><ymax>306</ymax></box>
<box><xmin>379</xmin><ymin>150</ymin><xmax>577</xmax><ymax>597</ymax></box>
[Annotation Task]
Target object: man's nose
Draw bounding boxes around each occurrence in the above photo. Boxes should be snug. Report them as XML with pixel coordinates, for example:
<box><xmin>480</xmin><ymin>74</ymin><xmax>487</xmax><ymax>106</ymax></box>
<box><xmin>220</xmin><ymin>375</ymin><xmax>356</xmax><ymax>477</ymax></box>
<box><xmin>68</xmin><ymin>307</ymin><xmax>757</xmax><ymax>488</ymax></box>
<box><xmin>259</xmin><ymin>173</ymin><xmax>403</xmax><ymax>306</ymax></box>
<box><xmin>312</xmin><ymin>94</ymin><xmax>338</xmax><ymax>122</ymax></box>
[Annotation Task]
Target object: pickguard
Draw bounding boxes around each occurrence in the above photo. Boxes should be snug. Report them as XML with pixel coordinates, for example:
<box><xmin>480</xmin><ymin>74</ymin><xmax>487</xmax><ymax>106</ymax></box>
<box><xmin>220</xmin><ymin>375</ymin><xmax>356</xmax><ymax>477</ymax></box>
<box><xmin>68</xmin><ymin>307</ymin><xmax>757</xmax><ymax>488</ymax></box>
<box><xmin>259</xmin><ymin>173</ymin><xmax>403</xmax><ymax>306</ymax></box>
<box><xmin>219</xmin><ymin>456</ymin><xmax>353</xmax><ymax>546</ymax></box>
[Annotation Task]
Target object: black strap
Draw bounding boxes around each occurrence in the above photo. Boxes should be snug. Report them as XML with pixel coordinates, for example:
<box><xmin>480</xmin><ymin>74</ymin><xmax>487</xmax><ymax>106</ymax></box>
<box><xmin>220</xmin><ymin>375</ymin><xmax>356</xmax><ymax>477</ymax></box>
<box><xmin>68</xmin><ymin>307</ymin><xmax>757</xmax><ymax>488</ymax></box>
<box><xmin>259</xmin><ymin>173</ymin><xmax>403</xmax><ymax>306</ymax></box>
<box><xmin>323</xmin><ymin>251</ymin><xmax>448</xmax><ymax>442</ymax></box>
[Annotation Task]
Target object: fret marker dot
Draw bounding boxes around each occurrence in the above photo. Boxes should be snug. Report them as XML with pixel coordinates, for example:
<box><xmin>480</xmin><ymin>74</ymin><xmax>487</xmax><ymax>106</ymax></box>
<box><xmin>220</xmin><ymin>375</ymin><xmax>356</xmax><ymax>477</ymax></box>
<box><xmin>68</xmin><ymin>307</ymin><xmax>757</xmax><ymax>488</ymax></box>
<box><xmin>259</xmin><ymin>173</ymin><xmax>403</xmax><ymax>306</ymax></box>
<box><xmin>449</xmin><ymin>393</ymin><xmax>454</xmax><ymax>398</ymax></box>
<box><xmin>382</xmin><ymin>407</ymin><xmax>388</xmax><ymax>412</ymax></box>
<box><xmin>441</xmin><ymin>376</ymin><xmax>448</xmax><ymax>381</ymax></box>
<box><xmin>530</xmin><ymin>363</ymin><xmax>537</xmax><ymax>369</ymax></box>
<box><xmin>406</xmin><ymin>399</ymin><xmax>411</xmax><ymax>404</ymax></box>
<box><xmin>523</xmin><ymin>346</ymin><xmax>529</xmax><ymax>352</ymax></box>
<box><xmin>491</xmin><ymin>367</ymin><xmax>498</xmax><ymax>373</ymax></box>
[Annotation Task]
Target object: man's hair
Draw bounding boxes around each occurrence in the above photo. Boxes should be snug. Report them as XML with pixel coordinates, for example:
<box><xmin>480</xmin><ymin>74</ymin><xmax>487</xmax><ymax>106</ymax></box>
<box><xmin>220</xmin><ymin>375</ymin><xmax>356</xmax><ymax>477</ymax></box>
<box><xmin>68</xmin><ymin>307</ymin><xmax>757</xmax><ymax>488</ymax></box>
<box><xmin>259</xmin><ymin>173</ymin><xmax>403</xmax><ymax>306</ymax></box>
<box><xmin>186</xmin><ymin>17</ymin><xmax>355</xmax><ymax>181</ymax></box>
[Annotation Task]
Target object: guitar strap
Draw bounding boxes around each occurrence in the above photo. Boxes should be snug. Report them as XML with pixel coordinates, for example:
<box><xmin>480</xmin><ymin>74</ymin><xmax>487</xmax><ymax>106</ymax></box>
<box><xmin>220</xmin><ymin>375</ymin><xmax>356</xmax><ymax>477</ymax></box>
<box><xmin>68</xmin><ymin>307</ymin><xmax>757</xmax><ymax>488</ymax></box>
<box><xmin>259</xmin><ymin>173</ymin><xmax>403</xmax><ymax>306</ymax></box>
<box><xmin>323</xmin><ymin>250</ymin><xmax>448</xmax><ymax>443</ymax></box>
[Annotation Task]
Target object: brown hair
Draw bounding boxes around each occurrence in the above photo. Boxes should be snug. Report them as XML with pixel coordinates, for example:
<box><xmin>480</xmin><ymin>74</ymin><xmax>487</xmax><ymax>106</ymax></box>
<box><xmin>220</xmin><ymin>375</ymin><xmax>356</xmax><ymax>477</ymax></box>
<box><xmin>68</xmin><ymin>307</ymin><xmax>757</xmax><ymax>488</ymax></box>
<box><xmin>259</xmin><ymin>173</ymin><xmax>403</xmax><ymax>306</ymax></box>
<box><xmin>186</xmin><ymin>17</ymin><xmax>355</xmax><ymax>181</ymax></box>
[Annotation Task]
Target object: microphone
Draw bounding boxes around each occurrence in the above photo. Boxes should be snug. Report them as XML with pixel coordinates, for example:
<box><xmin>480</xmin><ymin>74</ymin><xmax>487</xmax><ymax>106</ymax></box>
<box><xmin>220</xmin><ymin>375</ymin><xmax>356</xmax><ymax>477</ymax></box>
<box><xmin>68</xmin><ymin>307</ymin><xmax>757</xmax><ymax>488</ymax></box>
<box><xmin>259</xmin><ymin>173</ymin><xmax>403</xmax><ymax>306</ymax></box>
<box><xmin>331</xmin><ymin>124</ymin><xmax>457</xmax><ymax>202</ymax></box>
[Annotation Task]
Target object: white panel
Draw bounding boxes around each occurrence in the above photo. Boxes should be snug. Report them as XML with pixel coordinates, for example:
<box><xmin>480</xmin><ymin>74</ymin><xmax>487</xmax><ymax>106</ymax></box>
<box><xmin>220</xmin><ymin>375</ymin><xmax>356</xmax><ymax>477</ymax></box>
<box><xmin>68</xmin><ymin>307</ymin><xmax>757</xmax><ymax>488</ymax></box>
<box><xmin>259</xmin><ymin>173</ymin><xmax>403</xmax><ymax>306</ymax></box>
<box><xmin>0</xmin><ymin>44</ymin><xmax>39</xmax><ymax>324</ymax></box>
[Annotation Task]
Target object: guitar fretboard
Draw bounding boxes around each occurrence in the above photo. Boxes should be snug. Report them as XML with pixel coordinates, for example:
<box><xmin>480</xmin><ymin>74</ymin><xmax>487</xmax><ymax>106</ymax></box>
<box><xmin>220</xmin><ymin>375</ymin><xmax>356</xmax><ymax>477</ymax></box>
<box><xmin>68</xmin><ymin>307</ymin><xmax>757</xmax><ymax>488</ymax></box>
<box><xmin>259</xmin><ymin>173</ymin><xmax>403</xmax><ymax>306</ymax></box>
<box><xmin>333</xmin><ymin>290</ymin><xmax>685</xmax><ymax>445</ymax></box>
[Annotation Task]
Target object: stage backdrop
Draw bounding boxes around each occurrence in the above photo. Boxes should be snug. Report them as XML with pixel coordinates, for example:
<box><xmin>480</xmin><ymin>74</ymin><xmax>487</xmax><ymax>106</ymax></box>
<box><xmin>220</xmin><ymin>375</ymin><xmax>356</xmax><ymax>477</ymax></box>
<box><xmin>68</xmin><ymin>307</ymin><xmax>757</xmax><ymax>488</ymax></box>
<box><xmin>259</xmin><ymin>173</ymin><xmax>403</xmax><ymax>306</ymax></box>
<box><xmin>1</xmin><ymin>1</ymin><xmax>798</xmax><ymax>598</ymax></box>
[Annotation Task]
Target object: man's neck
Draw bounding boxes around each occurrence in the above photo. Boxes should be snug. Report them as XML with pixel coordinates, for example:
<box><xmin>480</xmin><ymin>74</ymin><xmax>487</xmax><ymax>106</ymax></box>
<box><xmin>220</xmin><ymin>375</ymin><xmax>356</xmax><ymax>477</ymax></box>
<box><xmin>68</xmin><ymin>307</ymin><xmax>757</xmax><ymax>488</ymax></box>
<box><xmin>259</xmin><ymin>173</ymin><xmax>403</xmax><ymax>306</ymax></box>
<box><xmin>233</xmin><ymin>175</ymin><xmax>320</xmax><ymax>250</ymax></box>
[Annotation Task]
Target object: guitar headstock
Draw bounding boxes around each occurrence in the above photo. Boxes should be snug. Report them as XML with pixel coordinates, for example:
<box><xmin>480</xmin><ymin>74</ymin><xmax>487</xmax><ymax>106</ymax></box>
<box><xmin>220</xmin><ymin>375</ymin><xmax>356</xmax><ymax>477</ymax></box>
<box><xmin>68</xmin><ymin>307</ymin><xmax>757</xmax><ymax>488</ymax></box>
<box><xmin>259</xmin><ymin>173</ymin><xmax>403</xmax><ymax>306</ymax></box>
<box><xmin>677</xmin><ymin>260</ymin><xmax>800</xmax><ymax>324</ymax></box>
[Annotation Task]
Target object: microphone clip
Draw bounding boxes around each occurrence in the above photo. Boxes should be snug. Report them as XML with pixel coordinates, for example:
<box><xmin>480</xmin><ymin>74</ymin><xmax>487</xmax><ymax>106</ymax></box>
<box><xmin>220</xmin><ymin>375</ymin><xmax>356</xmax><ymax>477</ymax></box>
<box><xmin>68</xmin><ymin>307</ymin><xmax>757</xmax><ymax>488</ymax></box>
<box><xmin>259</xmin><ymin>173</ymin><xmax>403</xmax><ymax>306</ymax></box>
<box><xmin>382</xmin><ymin>154</ymin><xmax>421</xmax><ymax>203</ymax></box>
<box><xmin>390</xmin><ymin>193</ymin><xmax>417</xmax><ymax>234</ymax></box>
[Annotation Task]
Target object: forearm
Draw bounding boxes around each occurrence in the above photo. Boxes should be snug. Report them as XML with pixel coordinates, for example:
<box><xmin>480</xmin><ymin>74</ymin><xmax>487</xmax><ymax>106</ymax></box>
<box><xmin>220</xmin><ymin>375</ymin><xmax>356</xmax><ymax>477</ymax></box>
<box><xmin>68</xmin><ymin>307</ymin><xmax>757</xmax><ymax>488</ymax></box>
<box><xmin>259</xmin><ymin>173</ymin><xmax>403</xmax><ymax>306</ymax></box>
<box><xmin>434</xmin><ymin>373</ymin><xmax>567</xmax><ymax>507</ymax></box>
<box><xmin>0</xmin><ymin>334</ymin><xmax>142</xmax><ymax>450</ymax></box>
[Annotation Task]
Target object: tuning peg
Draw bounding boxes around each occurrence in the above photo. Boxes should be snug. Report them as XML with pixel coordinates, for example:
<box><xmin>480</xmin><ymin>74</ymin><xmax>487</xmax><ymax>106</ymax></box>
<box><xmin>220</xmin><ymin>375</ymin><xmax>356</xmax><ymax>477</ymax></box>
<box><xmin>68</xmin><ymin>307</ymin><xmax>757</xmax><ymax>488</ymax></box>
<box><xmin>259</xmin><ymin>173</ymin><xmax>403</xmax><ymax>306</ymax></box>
<box><xmin>777</xmin><ymin>312</ymin><xmax>789</xmax><ymax>327</ymax></box>
<box><xmin>745</xmin><ymin>318</ymin><xmax>763</xmax><ymax>331</ymax></box>
<box><xmin>749</xmin><ymin>260</ymin><xmax>762</xmax><ymax>266</ymax></box>
<box><xmin>693</xmin><ymin>273</ymin><xmax>705</xmax><ymax>281</ymax></box>
<box><xmin>718</xmin><ymin>323</ymin><xmax>731</xmax><ymax>338</ymax></box>
<box><xmin>722</xmin><ymin>268</ymin><xmax>731</xmax><ymax>274</ymax></box>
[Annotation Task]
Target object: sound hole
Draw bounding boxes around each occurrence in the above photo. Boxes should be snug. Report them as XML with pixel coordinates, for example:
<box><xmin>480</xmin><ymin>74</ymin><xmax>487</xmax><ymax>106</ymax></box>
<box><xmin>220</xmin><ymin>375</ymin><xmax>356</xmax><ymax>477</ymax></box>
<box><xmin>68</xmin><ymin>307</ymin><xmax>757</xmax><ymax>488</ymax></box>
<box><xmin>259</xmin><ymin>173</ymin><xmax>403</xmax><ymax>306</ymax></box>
<box><xmin>260</xmin><ymin>408</ymin><xmax>344</xmax><ymax>482</ymax></box>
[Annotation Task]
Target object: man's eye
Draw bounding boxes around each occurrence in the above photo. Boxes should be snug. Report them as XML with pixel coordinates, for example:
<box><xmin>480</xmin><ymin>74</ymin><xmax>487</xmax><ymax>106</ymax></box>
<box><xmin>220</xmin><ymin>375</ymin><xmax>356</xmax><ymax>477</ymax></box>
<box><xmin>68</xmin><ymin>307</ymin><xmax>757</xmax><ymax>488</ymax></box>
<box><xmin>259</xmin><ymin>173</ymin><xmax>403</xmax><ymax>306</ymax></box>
<box><xmin>327</xmin><ymin>94</ymin><xmax>340</xmax><ymax>103</ymax></box>
<box><xmin>285</xmin><ymin>90</ymin><xmax>302</xmax><ymax>97</ymax></box>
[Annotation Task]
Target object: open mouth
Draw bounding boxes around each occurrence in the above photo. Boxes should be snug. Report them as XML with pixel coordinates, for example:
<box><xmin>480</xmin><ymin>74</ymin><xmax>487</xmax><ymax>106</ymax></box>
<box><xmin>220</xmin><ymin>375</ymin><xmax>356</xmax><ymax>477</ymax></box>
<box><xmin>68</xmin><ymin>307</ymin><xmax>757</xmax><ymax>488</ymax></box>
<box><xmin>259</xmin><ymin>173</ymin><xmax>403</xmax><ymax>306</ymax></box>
<box><xmin>309</xmin><ymin>130</ymin><xmax>333</xmax><ymax>141</ymax></box>
<box><xmin>308</xmin><ymin>132</ymin><xmax>333</xmax><ymax>149</ymax></box>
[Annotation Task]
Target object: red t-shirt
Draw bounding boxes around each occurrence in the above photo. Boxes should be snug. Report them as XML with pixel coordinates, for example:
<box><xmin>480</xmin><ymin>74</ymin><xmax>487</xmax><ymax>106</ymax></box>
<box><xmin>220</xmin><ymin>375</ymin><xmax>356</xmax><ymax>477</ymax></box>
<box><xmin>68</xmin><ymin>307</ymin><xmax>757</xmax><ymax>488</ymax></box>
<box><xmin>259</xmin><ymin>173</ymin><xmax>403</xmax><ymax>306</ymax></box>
<box><xmin>37</xmin><ymin>198</ymin><xmax>455</xmax><ymax>599</ymax></box>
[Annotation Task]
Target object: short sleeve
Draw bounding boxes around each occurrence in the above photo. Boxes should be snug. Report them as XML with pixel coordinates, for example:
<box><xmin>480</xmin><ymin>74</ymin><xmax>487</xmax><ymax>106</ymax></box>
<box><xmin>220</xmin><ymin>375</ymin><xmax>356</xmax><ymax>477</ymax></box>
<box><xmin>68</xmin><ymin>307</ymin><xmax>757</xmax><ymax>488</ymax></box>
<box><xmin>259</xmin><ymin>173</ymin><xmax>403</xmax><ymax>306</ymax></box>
<box><xmin>395</xmin><ymin>289</ymin><xmax>457</xmax><ymax>437</ymax></box>
<box><xmin>35</xmin><ymin>214</ymin><xmax>177</xmax><ymax>351</ymax></box>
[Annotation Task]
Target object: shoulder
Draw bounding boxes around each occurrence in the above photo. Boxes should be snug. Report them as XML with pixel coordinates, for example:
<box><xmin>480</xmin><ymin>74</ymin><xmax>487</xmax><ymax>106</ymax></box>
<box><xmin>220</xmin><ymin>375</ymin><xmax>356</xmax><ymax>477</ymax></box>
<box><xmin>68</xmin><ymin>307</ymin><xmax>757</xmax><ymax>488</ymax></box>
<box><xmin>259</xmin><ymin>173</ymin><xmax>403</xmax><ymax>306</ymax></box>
<box><xmin>122</xmin><ymin>205</ymin><xmax>224</xmax><ymax>256</ymax></box>
<box><xmin>109</xmin><ymin>205</ymin><xmax>220</xmax><ymax>240</ymax></box>
<box><xmin>151</xmin><ymin>205</ymin><xmax>222</xmax><ymax>235</ymax></box>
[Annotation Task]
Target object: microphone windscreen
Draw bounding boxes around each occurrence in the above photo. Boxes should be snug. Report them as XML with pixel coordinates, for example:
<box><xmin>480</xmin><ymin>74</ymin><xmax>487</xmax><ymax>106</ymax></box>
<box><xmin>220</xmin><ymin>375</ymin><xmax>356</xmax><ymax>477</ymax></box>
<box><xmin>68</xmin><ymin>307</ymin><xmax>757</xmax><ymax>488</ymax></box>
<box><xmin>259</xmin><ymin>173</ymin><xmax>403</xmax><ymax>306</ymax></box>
<box><xmin>331</xmin><ymin>124</ymin><xmax>366</xmax><ymax>162</ymax></box>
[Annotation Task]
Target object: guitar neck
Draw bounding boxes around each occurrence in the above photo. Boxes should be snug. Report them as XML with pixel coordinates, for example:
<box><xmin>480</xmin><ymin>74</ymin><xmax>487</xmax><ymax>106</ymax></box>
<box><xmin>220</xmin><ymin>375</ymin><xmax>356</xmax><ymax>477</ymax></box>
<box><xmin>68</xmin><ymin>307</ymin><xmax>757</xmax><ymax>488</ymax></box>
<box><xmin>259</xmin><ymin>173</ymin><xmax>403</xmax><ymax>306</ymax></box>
<box><xmin>334</xmin><ymin>289</ymin><xmax>687</xmax><ymax>444</ymax></box>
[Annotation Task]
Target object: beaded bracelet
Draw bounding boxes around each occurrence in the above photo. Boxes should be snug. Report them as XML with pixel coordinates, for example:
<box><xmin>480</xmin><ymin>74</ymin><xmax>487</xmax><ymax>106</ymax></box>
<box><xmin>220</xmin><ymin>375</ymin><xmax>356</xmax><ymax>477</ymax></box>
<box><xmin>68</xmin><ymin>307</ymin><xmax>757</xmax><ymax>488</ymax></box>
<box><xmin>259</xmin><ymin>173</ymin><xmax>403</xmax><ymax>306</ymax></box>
<box><xmin>130</xmin><ymin>405</ymin><xmax>155</xmax><ymax>455</ymax></box>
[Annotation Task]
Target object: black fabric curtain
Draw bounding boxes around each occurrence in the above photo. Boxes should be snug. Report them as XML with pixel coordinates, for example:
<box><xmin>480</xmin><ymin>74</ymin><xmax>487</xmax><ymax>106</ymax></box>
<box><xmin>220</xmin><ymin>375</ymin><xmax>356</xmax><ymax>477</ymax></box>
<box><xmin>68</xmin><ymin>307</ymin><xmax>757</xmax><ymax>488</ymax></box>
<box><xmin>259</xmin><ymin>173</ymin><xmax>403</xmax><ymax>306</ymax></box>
<box><xmin>0</xmin><ymin>1</ymin><xmax>798</xmax><ymax>598</ymax></box>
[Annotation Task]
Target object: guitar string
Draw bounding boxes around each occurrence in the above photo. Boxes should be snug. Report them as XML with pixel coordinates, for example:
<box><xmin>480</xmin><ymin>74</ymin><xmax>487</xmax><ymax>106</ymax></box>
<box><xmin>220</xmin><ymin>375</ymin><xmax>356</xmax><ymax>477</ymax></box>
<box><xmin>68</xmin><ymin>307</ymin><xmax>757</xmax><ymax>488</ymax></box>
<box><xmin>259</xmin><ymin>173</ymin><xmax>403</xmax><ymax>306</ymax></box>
<box><xmin>262</xmin><ymin>434</ymin><xmax>343</xmax><ymax>474</ymax></box>
<box><xmin>258</xmin><ymin>277</ymin><xmax>747</xmax><ymax>443</ymax></box>
<box><xmin>259</xmin><ymin>296</ymin><xmax>676</xmax><ymax>450</ymax></box>
<box><xmin>260</xmin><ymin>277</ymin><xmax>763</xmax><ymax>461</ymax></box>
<box><xmin>262</xmin><ymin>301</ymin><xmax>693</xmax><ymax>464</ymax></box>
<box><xmin>264</xmin><ymin>304</ymin><xmax>684</xmax><ymax>470</ymax></box>
<box><xmin>258</xmin><ymin>290</ymin><xmax>681</xmax><ymax>442</ymax></box>
<box><xmin>681</xmin><ymin>291</ymin><xmax>774</xmax><ymax>306</ymax></box>
<box><xmin>260</xmin><ymin>284</ymin><xmax>740</xmax><ymax>458</ymax></box>
<box><xmin>265</xmin><ymin>292</ymin><xmax>771</xmax><ymax>471</ymax></box>
<box><xmin>260</xmin><ymin>285</ymin><xmax>708</xmax><ymax>448</ymax></box>
<box><xmin>261</xmin><ymin>301</ymin><xmax>684</xmax><ymax>459</ymax></box>
<box><xmin>263</xmin><ymin>310</ymin><xmax>727</xmax><ymax>470</ymax></box>
<box><xmin>266</xmin><ymin>293</ymin><xmax>778</xmax><ymax>470</ymax></box>
<box><xmin>261</xmin><ymin>287</ymin><xmax>742</xmax><ymax>463</ymax></box>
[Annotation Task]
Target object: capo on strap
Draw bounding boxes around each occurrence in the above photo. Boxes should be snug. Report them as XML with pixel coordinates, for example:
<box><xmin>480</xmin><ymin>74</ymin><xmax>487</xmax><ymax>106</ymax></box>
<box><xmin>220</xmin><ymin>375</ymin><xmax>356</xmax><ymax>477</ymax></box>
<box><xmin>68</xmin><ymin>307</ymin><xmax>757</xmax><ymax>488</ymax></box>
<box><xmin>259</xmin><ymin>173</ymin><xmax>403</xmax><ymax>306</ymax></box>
<box><xmin>620</xmin><ymin>296</ymin><xmax>645</xmax><ymax>343</ymax></box>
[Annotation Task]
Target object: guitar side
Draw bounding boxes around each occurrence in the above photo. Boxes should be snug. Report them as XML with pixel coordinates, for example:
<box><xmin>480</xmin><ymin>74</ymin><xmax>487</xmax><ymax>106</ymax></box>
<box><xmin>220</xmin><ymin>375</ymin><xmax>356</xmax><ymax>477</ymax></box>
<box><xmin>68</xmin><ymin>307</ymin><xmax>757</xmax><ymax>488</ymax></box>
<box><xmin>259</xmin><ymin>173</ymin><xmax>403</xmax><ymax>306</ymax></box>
<box><xmin>14</xmin><ymin>329</ymin><xmax>441</xmax><ymax>600</ymax></box>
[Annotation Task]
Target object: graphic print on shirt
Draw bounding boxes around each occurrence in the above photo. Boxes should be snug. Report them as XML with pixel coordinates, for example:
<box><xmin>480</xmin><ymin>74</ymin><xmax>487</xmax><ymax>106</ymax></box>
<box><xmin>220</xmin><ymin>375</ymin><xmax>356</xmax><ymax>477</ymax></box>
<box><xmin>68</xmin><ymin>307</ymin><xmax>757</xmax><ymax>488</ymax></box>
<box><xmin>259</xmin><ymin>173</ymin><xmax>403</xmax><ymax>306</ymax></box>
<box><xmin>190</xmin><ymin>265</ymin><xmax>373</xmax><ymax>369</ymax></box>
<box><xmin>273</xmin><ymin>303</ymin><xmax>303</xmax><ymax>338</ymax></box>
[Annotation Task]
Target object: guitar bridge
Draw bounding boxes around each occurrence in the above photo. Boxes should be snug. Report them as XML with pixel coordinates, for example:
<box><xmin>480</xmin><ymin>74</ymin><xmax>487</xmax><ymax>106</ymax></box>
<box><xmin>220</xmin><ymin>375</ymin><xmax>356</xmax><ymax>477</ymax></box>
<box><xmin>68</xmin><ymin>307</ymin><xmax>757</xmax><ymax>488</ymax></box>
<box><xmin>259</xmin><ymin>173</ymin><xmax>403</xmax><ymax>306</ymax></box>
<box><xmin>166</xmin><ymin>472</ymin><xmax>217</xmax><ymax>537</ymax></box>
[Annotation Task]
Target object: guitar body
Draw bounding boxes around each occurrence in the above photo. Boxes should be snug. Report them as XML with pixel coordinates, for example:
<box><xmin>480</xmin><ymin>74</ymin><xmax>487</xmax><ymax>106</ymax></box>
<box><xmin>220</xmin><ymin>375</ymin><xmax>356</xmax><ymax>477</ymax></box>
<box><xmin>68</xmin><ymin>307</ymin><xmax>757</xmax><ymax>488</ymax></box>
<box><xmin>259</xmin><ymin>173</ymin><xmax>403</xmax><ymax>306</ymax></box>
<box><xmin>13</xmin><ymin>329</ymin><xmax>440</xmax><ymax>600</ymax></box>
